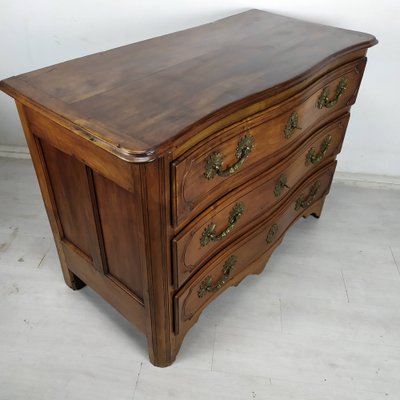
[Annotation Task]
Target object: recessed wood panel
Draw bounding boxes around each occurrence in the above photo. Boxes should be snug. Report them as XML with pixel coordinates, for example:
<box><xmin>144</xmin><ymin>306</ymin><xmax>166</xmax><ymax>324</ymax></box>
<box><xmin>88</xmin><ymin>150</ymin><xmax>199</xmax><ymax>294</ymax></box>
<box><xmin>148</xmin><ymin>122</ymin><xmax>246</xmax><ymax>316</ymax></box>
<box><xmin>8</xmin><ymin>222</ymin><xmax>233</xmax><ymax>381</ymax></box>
<box><xmin>93</xmin><ymin>172</ymin><xmax>144</xmax><ymax>300</ymax></box>
<box><xmin>40</xmin><ymin>140</ymin><xmax>95</xmax><ymax>258</ymax></box>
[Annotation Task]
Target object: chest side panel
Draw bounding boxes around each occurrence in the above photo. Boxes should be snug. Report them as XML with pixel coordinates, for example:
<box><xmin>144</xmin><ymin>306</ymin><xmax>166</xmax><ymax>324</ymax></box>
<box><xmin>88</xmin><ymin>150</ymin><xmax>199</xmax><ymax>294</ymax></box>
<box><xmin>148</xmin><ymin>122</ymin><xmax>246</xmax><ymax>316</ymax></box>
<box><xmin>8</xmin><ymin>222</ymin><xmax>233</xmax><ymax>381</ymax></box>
<box><xmin>40</xmin><ymin>140</ymin><xmax>97</xmax><ymax>259</ymax></box>
<box><xmin>23</xmin><ymin>106</ymin><xmax>146</xmax><ymax>326</ymax></box>
<box><xmin>93</xmin><ymin>172</ymin><xmax>144</xmax><ymax>299</ymax></box>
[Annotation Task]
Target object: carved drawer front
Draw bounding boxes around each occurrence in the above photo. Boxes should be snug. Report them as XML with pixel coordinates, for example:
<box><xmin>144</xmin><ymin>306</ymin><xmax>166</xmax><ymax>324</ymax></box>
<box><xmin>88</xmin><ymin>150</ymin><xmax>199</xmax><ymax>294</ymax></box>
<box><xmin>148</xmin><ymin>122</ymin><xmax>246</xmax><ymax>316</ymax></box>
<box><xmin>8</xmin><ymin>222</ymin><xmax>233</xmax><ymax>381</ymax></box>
<box><xmin>172</xmin><ymin>58</ymin><xmax>366</xmax><ymax>227</ymax></box>
<box><xmin>174</xmin><ymin>162</ymin><xmax>337</xmax><ymax>333</ymax></box>
<box><xmin>172</xmin><ymin>114</ymin><xmax>349</xmax><ymax>288</ymax></box>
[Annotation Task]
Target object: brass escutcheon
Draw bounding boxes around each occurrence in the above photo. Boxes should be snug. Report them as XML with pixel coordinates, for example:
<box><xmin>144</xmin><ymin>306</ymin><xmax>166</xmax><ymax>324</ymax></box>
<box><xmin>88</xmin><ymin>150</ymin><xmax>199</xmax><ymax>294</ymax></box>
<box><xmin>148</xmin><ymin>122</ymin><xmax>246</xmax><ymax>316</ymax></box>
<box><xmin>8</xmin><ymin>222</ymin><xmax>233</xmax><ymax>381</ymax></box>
<box><xmin>266</xmin><ymin>223</ymin><xmax>279</xmax><ymax>244</ymax></box>
<box><xmin>284</xmin><ymin>111</ymin><xmax>302</xmax><ymax>139</ymax></box>
<box><xmin>274</xmin><ymin>174</ymin><xmax>290</xmax><ymax>197</ymax></box>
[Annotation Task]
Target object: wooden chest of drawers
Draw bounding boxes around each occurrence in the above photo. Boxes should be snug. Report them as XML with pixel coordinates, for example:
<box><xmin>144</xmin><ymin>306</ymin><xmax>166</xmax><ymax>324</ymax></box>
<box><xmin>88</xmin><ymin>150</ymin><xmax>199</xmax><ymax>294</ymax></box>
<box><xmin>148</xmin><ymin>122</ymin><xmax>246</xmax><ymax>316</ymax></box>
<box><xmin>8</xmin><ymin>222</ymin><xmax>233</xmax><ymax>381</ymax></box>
<box><xmin>0</xmin><ymin>10</ymin><xmax>377</xmax><ymax>367</ymax></box>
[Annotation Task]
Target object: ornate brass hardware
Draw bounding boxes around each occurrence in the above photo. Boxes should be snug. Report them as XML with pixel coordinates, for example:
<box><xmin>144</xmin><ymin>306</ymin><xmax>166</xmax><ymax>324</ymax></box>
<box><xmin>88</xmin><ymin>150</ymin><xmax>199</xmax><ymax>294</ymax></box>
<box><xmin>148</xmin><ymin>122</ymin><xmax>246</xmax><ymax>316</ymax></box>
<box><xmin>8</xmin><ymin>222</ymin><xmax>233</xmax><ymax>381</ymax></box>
<box><xmin>197</xmin><ymin>255</ymin><xmax>237</xmax><ymax>298</ymax></box>
<box><xmin>200</xmin><ymin>202</ymin><xmax>245</xmax><ymax>247</ymax></box>
<box><xmin>274</xmin><ymin>174</ymin><xmax>290</xmax><ymax>197</ymax></box>
<box><xmin>295</xmin><ymin>181</ymin><xmax>321</xmax><ymax>210</ymax></box>
<box><xmin>266</xmin><ymin>223</ymin><xmax>279</xmax><ymax>244</ymax></box>
<box><xmin>305</xmin><ymin>135</ymin><xmax>332</xmax><ymax>166</ymax></box>
<box><xmin>204</xmin><ymin>135</ymin><xmax>255</xmax><ymax>180</ymax></box>
<box><xmin>316</xmin><ymin>78</ymin><xmax>348</xmax><ymax>109</ymax></box>
<box><xmin>284</xmin><ymin>111</ymin><xmax>302</xmax><ymax>139</ymax></box>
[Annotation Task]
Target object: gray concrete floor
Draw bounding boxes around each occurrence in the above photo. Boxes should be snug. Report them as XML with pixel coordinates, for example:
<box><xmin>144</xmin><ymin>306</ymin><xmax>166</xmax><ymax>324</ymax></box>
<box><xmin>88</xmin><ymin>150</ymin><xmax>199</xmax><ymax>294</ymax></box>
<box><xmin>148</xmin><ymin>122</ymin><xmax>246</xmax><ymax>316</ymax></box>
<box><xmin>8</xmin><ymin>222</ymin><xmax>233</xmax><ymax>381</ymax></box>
<box><xmin>1</xmin><ymin>157</ymin><xmax>399</xmax><ymax>399</ymax></box>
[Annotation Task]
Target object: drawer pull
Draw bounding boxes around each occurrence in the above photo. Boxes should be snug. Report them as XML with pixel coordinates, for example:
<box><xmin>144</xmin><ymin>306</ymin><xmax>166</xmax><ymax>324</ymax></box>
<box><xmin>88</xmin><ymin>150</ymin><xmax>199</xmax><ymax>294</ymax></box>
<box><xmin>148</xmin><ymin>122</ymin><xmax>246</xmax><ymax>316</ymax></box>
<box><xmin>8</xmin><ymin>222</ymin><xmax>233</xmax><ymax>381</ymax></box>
<box><xmin>274</xmin><ymin>174</ymin><xmax>290</xmax><ymax>197</ymax></box>
<box><xmin>316</xmin><ymin>78</ymin><xmax>348</xmax><ymax>109</ymax></box>
<box><xmin>284</xmin><ymin>111</ymin><xmax>302</xmax><ymax>139</ymax></box>
<box><xmin>200</xmin><ymin>202</ymin><xmax>245</xmax><ymax>247</ymax></box>
<box><xmin>266</xmin><ymin>223</ymin><xmax>279</xmax><ymax>244</ymax></box>
<box><xmin>204</xmin><ymin>135</ymin><xmax>254</xmax><ymax>180</ymax></box>
<box><xmin>295</xmin><ymin>181</ymin><xmax>321</xmax><ymax>210</ymax></box>
<box><xmin>305</xmin><ymin>135</ymin><xmax>332</xmax><ymax>166</ymax></box>
<box><xmin>197</xmin><ymin>255</ymin><xmax>237</xmax><ymax>298</ymax></box>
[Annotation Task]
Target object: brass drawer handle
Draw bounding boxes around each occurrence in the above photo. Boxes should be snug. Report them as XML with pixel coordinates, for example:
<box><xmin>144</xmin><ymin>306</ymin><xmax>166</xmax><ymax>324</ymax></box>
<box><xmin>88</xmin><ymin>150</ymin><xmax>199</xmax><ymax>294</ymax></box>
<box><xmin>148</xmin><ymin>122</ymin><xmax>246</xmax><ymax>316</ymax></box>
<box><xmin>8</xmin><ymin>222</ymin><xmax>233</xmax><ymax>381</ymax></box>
<box><xmin>198</xmin><ymin>255</ymin><xmax>237</xmax><ymax>298</ymax></box>
<box><xmin>295</xmin><ymin>181</ymin><xmax>321</xmax><ymax>210</ymax></box>
<box><xmin>316</xmin><ymin>78</ymin><xmax>348</xmax><ymax>109</ymax></box>
<box><xmin>266</xmin><ymin>223</ymin><xmax>279</xmax><ymax>244</ymax></box>
<box><xmin>204</xmin><ymin>135</ymin><xmax>255</xmax><ymax>180</ymax></box>
<box><xmin>274</xmin><ymin>174</ymin><xmax>290</xmax><ymax>197</ymax></box>
<box><xmin>284</xmin><ymin>111</ymin><xmax>302</xmax><ymax>139</ymax></box>
<box><xmin>200</xmin><ymin>202</ymin><xmax>245</xmax><ymax>247</ymax></box>
<box><xmin>305</xmin><ymin>135</ymin><xmax>332</xmax><ymax>166</ymax></box>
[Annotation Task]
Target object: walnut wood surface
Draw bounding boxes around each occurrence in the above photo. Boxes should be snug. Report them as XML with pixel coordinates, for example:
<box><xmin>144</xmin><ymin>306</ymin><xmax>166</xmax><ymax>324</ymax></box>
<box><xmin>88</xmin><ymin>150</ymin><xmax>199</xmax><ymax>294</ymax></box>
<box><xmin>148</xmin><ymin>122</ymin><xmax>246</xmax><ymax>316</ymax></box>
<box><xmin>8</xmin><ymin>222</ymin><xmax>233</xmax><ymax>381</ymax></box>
<box><xmin>0</xmin><ymin>11</ymin><xmax>377</xmax><ymax>367</ymax></box>
<box><xmin>0</xmin><ymin>10</ymin><xmax>376</xmax><ymax>160</ymax></box>
<box><xmin>93</xmin><ymin>172</ymin><xmax>144</xmax><ymax>299</ymax></box>
<box><xmin>40</xmin><ymin>140</ymin><xmax>101</xmax><ymax>265</ymax></box>
<box><xmin>172</xmin><ymin>58</ymin><xmax>365</xmax><ymax>226</ymax></box>
<box><xmin>173</xmin><ymin>114</ymin><xmax>349</xmax><ymax>287</ymax></box>
<box><xmin>15</xmin><ymin>103</ymin><xmax>85</xmax><ymax>290</ymax></box>
<box><xmin>174</xmin><ymin>162</ymin><xmax>336</xmax><ymax>335</ymax></box>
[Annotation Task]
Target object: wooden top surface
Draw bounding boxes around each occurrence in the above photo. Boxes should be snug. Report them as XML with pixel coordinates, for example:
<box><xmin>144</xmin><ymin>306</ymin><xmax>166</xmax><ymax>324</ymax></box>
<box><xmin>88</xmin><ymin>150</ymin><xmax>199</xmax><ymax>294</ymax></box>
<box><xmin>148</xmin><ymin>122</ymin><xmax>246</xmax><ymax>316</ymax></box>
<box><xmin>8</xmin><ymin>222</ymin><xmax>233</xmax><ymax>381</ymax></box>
<box><xmin>0</xmin><ymin>10</ymin><xmax>377</xmax><ymax>161</ymax></box>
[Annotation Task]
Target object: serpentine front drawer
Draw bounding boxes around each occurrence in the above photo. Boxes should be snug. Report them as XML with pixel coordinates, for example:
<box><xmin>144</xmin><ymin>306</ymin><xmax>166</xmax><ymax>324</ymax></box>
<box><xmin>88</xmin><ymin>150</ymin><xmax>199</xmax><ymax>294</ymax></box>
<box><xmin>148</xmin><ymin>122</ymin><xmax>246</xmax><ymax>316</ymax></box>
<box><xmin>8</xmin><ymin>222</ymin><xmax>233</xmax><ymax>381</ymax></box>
<box><xmin>174</xmin><ymin>162</ymin><xmax>337</xmax><ymax>335</ymax></box>
<box><xmin>171</xmin><ymin>58</ymin><xmax>366</xmax><ymax>228</ymax></box>
<box><xmin>172</xmin><ymin>113</ymin><xmax>349</xmax><ymax>288</ymax></box>
<box><xmin>0</xmin><ymin>9</ymin><xmax>377</xmax><ymax>367</ymax></box>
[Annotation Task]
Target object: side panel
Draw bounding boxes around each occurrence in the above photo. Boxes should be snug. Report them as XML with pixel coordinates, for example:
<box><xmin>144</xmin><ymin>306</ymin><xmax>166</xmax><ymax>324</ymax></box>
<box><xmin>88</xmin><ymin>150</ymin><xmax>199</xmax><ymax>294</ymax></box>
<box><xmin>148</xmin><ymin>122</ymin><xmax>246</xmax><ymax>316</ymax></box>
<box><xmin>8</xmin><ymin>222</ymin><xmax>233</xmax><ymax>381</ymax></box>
<box><xmin>16</xmin><ymin>102</ymin><xmax>82</xmax><ymax>290</ymax></box>
<box><xmin>18</xmin><ymin>102</ymin><xmax>146</xmax><ymax>333</ymax></box>
<box><xmin>40</xmin><ymin>140</ymin><xmax>101</xmax><ymax>264</ymax></box>
<box><xmin>93</xmin><ymin>172</ymin><xmax>144</xmax><ymax>299</ymax></box>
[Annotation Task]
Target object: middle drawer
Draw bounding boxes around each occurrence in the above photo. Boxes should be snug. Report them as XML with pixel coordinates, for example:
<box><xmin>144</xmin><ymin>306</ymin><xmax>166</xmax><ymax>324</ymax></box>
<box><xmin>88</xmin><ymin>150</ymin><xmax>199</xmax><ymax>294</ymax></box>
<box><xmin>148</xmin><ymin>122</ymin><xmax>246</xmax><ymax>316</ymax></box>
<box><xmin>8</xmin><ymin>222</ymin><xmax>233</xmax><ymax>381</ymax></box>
<box><xmin>172</xmin><ymin>113</ymin><xmax>349</xmax><ymax>288</ymax></box>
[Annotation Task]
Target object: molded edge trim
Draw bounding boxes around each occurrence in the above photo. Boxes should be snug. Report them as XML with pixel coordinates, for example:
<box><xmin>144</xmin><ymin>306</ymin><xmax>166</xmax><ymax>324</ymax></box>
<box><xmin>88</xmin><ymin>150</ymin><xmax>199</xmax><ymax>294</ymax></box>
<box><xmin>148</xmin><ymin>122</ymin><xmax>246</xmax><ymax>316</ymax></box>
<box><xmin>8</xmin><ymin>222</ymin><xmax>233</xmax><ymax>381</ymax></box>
<box><xmin>168</xmin><ymin>43</ymin><xmax>377</xmax><ymax>159</ymax></box>
<box><xmin>0</xmin><ymin>79</ymin><xmax>157</xmax><ymax>163</ymax></box>
<box><xmin>0</xmin><ymin>37</ymin><xmax>377</xmax><ymax>164</ymax></box>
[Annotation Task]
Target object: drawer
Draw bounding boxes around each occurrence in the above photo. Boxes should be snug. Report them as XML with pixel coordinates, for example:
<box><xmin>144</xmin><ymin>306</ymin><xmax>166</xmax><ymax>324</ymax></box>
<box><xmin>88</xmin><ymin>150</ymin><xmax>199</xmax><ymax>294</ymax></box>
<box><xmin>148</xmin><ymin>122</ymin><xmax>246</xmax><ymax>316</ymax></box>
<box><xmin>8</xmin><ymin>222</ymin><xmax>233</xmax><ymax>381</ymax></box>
<box><xmin>171</xmin><ymin>58</ymin><xmax>366</xmax><ymax>227</ymax></box>
<box><xmin>172</xmin><ymin>113</ymin><xmax>349</xmax><ymax>288</ymax></box>
<box><xmin>174</xmin><ymin>162</ymin><xmax>336</xmax><ymax>333</ymax></box>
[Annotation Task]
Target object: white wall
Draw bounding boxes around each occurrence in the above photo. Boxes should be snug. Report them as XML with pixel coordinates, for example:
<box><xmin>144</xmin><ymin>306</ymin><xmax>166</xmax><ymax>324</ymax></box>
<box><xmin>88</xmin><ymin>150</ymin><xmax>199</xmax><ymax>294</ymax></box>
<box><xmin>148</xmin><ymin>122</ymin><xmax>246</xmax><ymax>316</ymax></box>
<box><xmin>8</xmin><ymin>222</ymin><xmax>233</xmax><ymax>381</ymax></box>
<box><xmin>1</xmin><ymin>0</ymin><xmax>399</xmax><ymax>176</ymax></box>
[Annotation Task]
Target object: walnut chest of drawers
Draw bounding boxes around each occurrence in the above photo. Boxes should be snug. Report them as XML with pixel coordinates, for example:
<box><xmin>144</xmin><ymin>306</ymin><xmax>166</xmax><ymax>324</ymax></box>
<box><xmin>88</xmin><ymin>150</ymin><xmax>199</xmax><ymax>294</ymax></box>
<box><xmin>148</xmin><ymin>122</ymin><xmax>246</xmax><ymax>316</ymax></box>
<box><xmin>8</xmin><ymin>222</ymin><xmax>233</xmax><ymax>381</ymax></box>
<box><xmin>0</xmin><ymin>10</ymin><xmax>377</xmax><ymax>367</ymax></box>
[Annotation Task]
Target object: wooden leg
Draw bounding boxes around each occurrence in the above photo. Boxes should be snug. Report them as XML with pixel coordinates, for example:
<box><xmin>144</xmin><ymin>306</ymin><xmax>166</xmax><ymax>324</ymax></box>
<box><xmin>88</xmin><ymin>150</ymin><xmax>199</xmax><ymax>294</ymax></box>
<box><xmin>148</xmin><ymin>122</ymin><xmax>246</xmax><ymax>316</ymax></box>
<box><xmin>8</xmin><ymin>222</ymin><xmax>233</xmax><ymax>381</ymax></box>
<box><xmin>52</xmin><ymin>238</ymin><xmax>86</xmax><ymax>290</ymax></box>
<box><xmin>139</xmin><ymin>159</ymin><xmax>177</xmax><ymax>368</ymax></box>
<box><xmin>64</xmin><ymin>268</ymin><xmax>86</xmax><ymax>290</ymax></box>
<box><xmin>303</xmin><ymin>196</ymin><xmax>326</xmax><ymax>219</ymax></box>
<box><xmin>148</xmin><ymin>339</ymin><xmax>177</xmax><ymax>368</ymax></box>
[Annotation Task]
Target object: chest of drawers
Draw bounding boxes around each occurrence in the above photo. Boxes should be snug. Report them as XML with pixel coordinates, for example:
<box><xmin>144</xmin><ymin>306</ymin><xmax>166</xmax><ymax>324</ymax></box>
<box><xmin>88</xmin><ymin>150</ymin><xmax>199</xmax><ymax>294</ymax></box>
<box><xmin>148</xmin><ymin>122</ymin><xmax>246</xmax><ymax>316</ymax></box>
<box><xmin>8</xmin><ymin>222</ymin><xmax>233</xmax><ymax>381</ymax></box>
<box><xmin>0</xmin><ymin>10</ymin><xmax>377</xmax><ymax>367</ymax></box>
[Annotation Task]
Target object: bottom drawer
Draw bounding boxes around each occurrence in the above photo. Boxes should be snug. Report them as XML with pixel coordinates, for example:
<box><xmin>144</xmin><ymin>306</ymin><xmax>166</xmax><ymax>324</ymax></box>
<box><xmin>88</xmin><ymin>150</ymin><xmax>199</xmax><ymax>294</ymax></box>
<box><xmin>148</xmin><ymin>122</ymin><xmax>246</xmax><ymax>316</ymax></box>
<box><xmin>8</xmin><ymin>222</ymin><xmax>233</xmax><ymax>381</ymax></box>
<box><xmin>174</xmin><ymin>161</ymin><xmax>336</xmax><ymax>334</ymax></box>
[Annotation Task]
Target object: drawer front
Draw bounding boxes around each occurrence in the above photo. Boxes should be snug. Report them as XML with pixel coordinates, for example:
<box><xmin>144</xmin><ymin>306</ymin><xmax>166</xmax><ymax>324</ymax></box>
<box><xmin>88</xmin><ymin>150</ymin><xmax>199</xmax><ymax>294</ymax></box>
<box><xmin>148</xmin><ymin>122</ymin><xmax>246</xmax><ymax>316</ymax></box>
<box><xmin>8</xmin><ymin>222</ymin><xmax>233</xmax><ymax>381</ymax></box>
<box><xmin>174</xmin><ymin>162</ymin><xmax>336</xmax><ymax>333</ymax></box>
<box><xmin>172</xmin><ymin>114</ymin><xmax>348</xmax><ymax>288</ymax></box>
<box><xmin>172</xmin><ymin>58</ymin><xmax>365</xmax><ymax>227</ymax></box>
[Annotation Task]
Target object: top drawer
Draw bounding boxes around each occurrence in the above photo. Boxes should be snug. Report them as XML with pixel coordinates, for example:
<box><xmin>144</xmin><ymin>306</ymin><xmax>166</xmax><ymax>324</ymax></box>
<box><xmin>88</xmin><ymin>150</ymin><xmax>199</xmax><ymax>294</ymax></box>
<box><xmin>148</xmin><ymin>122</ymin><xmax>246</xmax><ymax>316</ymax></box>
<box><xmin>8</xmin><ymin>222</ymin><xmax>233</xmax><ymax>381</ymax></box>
<box><xmin>171</xmin><ymin>58</ymin><xmax>366</xmax><ymax>227</ymax></box>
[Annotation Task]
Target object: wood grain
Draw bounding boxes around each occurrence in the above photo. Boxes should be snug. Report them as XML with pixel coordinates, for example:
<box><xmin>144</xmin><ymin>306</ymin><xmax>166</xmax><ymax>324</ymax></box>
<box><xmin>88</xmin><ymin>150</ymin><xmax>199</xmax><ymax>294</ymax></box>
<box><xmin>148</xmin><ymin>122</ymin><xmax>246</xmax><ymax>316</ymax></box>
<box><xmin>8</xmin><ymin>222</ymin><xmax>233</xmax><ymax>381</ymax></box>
<box><xmin>173</xmin><ymin>114</ymin><xmax>349</xmax><ymax>287</ymax></box>
<box><xmin>0</xmin><ymin>11</ymin><xmax>377</xmax><ymax>367</ymax></box>
<box><xmin>0</xmin><ymin>10</ymin><xmax>376</xmax><ymax>160</ymax></box>
<box><xmin>93</xmin><ymin>172</ymin><xmax>144</xmax><ymax>300</ymax></box>
<box><xmin>15</xmin><ymin>102</ymin><xmax>85</xmax><ymax>290</ymax></box>
<box><xmin>172</xmin><ymin>58</ymin><xmax>364</xmax><ymax>227</ymax></box>
<box><xmin>174</xmin><ymin>162</ymin><xmax>336</xmax><ymax>337</ymax></box>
